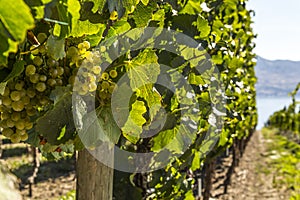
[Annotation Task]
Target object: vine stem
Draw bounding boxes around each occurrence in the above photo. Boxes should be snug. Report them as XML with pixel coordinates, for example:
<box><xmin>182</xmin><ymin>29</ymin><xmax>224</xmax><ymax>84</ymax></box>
<box><xmin>28</xmin><ymin>147</ymin><xmax>40</xmax><ymax>197</ymax></box>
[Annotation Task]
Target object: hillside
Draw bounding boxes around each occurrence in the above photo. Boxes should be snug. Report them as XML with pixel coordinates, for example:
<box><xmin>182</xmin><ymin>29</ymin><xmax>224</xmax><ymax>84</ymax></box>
<box><xmin>255</xmin><ymin>56</ymin><xmax>300</xmax><ymax>96</ymax></box>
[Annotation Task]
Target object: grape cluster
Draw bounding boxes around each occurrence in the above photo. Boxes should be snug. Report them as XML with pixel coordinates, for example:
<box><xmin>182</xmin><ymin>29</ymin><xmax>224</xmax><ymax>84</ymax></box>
<box><xmin>70</xmin><ymin>43</ymin><xmax>119</xmax><ymax>104</ymax></box>
<box><xmin>96</xmin><ymin>71</ymin><xmax>118</xmax><ymax>105</ymax></box>
<box><xmin>0</xmin><ymin>36</ymin><xmax>119</xmax><ymax>143</ymax></box>
<box><xmin>0</xmin><ymin>35</ymin><xmax>85</xmax><ymax>143</ymax></box>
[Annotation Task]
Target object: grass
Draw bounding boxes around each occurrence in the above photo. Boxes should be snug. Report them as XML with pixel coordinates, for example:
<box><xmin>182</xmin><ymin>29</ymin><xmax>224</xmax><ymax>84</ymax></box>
<box><xmin>58</xmin><ymin>190</ymin><xmax>75</xmax><ymax>200</ymax></box>
<box><xmin>261</xmin><ymin>128</ymin><xmax>300</xmax><ymax>200</ymax></box>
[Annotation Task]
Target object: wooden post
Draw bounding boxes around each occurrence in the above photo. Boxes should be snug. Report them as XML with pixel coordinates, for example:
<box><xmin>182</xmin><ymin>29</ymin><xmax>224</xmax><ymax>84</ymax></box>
<box><xmin>203</xmin><ymin>160</ymin><xmax>215</xmax><ymax>200</ymax></box>
<box><xmin>76</xmin><ymin>145</ymin><xmax>114</xmax><ymax>200</ymax></box>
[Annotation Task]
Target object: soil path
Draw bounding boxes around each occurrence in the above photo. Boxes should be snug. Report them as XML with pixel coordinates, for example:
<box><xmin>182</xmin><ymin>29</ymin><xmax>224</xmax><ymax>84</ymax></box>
<box><xmin>211</xmin><ymin>131</ymin><xmax>289</xmax><ymax>200</ymax></box>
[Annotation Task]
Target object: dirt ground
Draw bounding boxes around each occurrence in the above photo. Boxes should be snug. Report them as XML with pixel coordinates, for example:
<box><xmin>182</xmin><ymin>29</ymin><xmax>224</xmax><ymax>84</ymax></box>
<box><xmin>1</xmin><ymin>142</ymin><xmax>76</xmax><ymax>200</ymax></box>
<box><xmin>1</xmin><ymin>131</ymin><xmax>291</xmax><ymax>200</ymax></box>
<box><xmin>211</xmin><ymin>131</ymin><xmax>290</xmax><ymax>200</ymax></box>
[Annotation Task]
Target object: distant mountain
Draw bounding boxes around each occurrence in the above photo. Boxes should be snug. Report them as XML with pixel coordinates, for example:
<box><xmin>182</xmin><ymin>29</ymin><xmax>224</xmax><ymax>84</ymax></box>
<box><xmin>255</xmin><ymin>56</ymin><xmax>300</xmax><ymax>97</ymax></box>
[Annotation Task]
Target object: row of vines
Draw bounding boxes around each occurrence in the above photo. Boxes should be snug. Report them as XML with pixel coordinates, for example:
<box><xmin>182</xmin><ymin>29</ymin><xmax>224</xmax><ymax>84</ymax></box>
<box><xmin>267</xmin><ymin>83</ymin><xmax>300</xmax><ymax>142</ymax></box>
<box><xmin>264</xmin><ymin>84</ymin><xmax>300</xmax><ymax>199</ymax></box>
<box><xmin>0</xmin><ymin>0</ymin><xmax>257</xmax><ymax>199</ymax></box>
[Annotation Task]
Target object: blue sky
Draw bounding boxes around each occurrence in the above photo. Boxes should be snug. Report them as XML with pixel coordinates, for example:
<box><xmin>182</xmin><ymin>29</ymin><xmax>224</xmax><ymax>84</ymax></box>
<box><xmin>247</xmin><ymin>0</ymin><xmax>300</xmax><ymax>61</ymax></box>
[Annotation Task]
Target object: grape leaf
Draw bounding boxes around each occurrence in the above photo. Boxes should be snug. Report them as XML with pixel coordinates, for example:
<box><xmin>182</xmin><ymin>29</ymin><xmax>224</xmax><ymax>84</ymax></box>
<box><xmin>108</xmin><ymin>0</ymin><xmax>140</xmax><ymax>18</ymax></box>
<box><xmin>137</xmin><ymin>85</ymin><xmax>162</xmax><ymax>121</ymax></box>
<box><xmin>107</xmin><ymin>19</ymin><xmax>131</xmax><ymax>37</ymax></box>
<box><xmin>97</xmin><ymin>107</ymin><xmax>121</xmax><ymax>144</ymax></box>
<box><xmin>83</xmin><ymin>0</ymin><xmax>106</xmax><ymax>12</ymax></box>
<box><xmin>125</xmin><ymin>50</ymin><xmax>161</xmax><ymax>122</ymax></box>
<box><xmin>75</xmin><ymin>101</ymin><xmax>121</xmax><ymax>148</ymax></box>
<box><xmin>126</xmin><ymin>50</ymin><xmax>160</xmax><ymax>90</ymax></box>
<box><xmin>131</xmin><ymin>2</ymin><xmax>156</xmax><ymax>27</ymax></box>
<box><xmin>121</xmin><ymin>100</ymin><xmax>147</xmax><ymax>144</ymax></box>
<box><xmin>0</xmin><ymin>0</ymin><xmax>34</xmax><ymax>65</ymax></box>
<box><xmin>195</xmin><ymin>15</ymin><xmax>211</xmax><ymax>38</ymax></box>
<box><xmin>53</xmin><ymin>0</ymin><xmax>105</xmax><ymax>38</ymax></box>
<box><xmin>46</xmin><ymin>35</ymin><xmax>66</xmax><ymax>60</ymax></box>
<box><xmin>179</xmin><ymin>0</ymin><xmax>202</xmax><ymax>15</ymax></box>
<box><xmin>141</xmin><ymin>0</ymin><xmax>149</xmax><ymax>5</ymax></box>
<box><xmin>67</xmin><ymin>0</ymin><xmax>104</xmax><ymax>37</ymax></box>
<box><xmin>191</xmin><ymin>150</ymin><xmax>200</xmax><ymax>171</ymax></box>
<box><xmin>35</xmin><ymin>94</ymin><xmax>76</xmax><ymax>145</ymax></box>
<box><xmin>0</xmin><ymin>60</ymin><xmax>25</xmax><ymax>95</ymax></box>
<box><xmin>151</xmin><ymin>125</ymin><xmax>194</xmax><ymax>154</ymax></box>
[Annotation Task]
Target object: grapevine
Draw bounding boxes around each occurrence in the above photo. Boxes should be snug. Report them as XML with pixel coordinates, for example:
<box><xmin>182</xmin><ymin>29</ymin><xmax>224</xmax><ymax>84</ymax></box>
<box><xmin>0</xmin><ymin>0</ymin><xmax>257</xmax><ymax>199</ymax></box>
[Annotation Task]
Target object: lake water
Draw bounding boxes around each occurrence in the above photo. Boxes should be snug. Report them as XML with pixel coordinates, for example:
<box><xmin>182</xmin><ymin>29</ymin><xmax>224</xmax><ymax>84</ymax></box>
<box><xmin>256</xmin><ymin>96</ymin><xmax>293</xmax><ymax>130</ymax></box>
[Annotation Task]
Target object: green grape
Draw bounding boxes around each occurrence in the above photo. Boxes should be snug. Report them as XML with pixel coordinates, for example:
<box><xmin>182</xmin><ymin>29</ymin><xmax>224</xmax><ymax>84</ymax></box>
<box><xmin>1</xmin><ymin>112</ymin><xmax>10</xmax><ymax>120</ymax></box>
<box><xmin>101</xmin><ymin>72</ymin><xmax>109</xmax><ymax>80</ymax></box>
<box><xmin>98</xmin><ymin>90</ymin><xmax>108</xmax><ymax>99</ymax></box>
<box><xmin>57</xmin><ymin>67</ymin><xmax>64</xmax><ymax>76</ymax></box>
<box><xmin>37</xmin><ymin>32</ymin><xmax>47</xmax><ymax>43</ymax></box>
<box><xmin>15</xmin><ymin>81</ymin><xmax>25</xmax><ymax>91</ymax></box>
<box><xmin>21</xmin><ymin>96</ymin><xmax>31</xmax><ymax>105</ymax></box>
<box><xmin>2</xmin><ymin>96</ymin><xmax>12</xmax><ymax>106</ymax></box>
<box><xmin>100</xmin><ymin>46</ymin><xmax>106</xmax><ymax>53</ymax></box>
<box><xmin>64</xmin><ymin>66</ymin><xmax>71</xmax><ymax>76</ymax></box>
<box><xmin>82</xmin><ymin>41</ymin><xmax>90</xmax><ymax>49</ymax></box>
<box><xmin>79</xmin><ymin>48</ymin><xmax>87</xmax><ymax>55</ymax></box>
<box><xmin>10</xmin><ymin>134</ymin><xmax>21</xmax><ymax>143</ymax></box>
<box><xmin>15</xmin><ymin>120</ymin><xmax>25</xmax><ymax>130</ymax></box>
<box><xmin>25</xmin><ymin>120</ymin><xmax>33</xmax><ymax>130</ymax></box>
<box><xmin>26</xmin><ymin>107</ymin><xmax>36</xmax><ymax>116</ymax></box>
<box><xmin>6</xmin><ymin>119</ymin><xmax>15</xmax><ymax>128</ymax></box>
<box><xmin>75</xmin><ymin>58</ymin><xmax>83</xmax><ymax>67</ymax></box>
<box><xmin>11</xmin><ymin>112</ymin><xmax>21</xmax><ymax>121</ymax></box>
<box><xmin>20</xmin><ymin>111</ymin><xmax>27</xmax><ymax>119</ymax></box>
<box><xmin>68</xmin><ymin>76</ymin><xmax>75</xmax><ymax>85</ymax></box>
<box><xmin>39</xmin><ymin>75</ymin><xmax>47</xmax><ymax>82</ymax></box>
<box><xmin>2</xmin><ymin>87</ymin><xmax>10</xmax><ymax>96</ymax></box>
<box><xmin>20</xmin><ymin>133</ymin><xmax>28</xmax><ymax>141</ymax></box>
<box><xmin>35</xmin><ymin>82</ymin><xmax>47</xmax><ymax>92</ymax></box>
<box><xmin>7</xmin><ymin>81</ymin><xmax>15</xmax><ymax>90</ymax></box>
<box><xmin>101</xmin><ymin>81</ymin><xmax>110</xmax><ymax>90</ymax></box>
<box><xmin>47</xmin><ymin>79</ymin><xmax>57</xmax><ymax>87</ymax></box>
<box><xmin>10</xmin><ymin>91</ymin><xmax>21</xmax><ymax>101</ymax></box>
<box><xmin>110</xmin><ymin>10</ymin><xmax>118</xmax><ymax>21</ymax></box>
<box><xmin>38</xmin><ymin>45</ymin><xmax>46</xmax><ymax>54</ymax></box>
<box><xmin>56</xmin><ymin>79</ymin><xmax>63</xmax><ymax>86</ymax></box>
<box><xmin>33</xmin><ymin>56</ymin><xmax>43</xmax><ymax>66</ymax></box>
<box><xmin>29</xmin><ymin>74</ymin><xmax>40</xmax><ymax>83</ymax></box>
<box><xmin>82</xmin><ymin>84</ymin><xmax>89</xmax><ymax>92</ymax></box>
<box><xmin>0</xmin><ymin>120</ymin><xmax>8</xmax><ymax>129</ymax></box>
<box><xmin>78</xmin><ymin>43</ymin><xmax>85</xmax><ymax>49</ymax></box>
<box><xmin>19</xmin><ymin>89</ymin><xmax>26</xmax><ymax>98</ymax></box>
<box><xmin>50</xmin><ymin>68</ymin><xmax>58</xmax><ymax>78</ymax></box>
<box><xmin>89</xmin><ymin>82</ymin><xmax>97</xmax><ymax>92</ymax></box>
<box><xmin>92</xmin><ymin>66</ymin><xmax>101</xmax><ymax>75</ymax></box>
<box><xmin>16</xmin><ymin>129</ymin><xmax>26</xmax><ymax>136</ymax></box>
<box><xmin>26</xmin><ymin>88</ymin><xmax>36</xmax><ymax>98</ymax></box>
<box><xmin>67</xmin><ymin>46</ymin><xmax>78</xmax><ymax>58</ymax></box>
<box><xmin>78</xmin><ymin>89</ymin><xmax>88</xmax><ymax>96</ymax></box>
<box><xmin>85</xmin><ymin>51</ymin><xmax>93</xmax><ymax>61</ymax></box>
<box><xmin>30</xmin><ymin>97</ymin><xmax>38</xmax><ymax>106</ymax></box>
<box><xmin>81</xmin><ymin>71</ymin><xmax>90</xmax><ymax>78</ymax></box>
<box><xmin>47</xmin><ymin>58</ymin><xmax>58</xmax><ymax>68</ymax></box>
<box><xmin>87</xmin><ymin>74</ymin><xmax>96</xmax><ymax>82</ymax></box>
<box><xmin>109</xmin><ymin>70</ymin><xmax>118</xmax><ymax>78</ymax></box>
<box><xmin>2</xmin><ymin>128</ymin><xmax>14</xmax><ymax>138</ymax></box>
<box><xmin>39</xmin><ymin>96</ymin><xmax>49</xmax><ymax>105</ymax></box>
<box><xmin>0</xmin><ymin>105</ymin><xmax>5</xmax><ymax>112</ymax></box>
<box><xmin>108</xmin><ymin>85</ymin><xmax>115</xmax><ymax>94</ymax></box>
<box><xmin>26</xmin><ymin>65</ymin><xmax>36</xmax><ymax>76</ymax></box>
<box><xmin>12</xmin><ymin>101</ymin><xmax>25</xmax><ymax>112</ymax></box>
